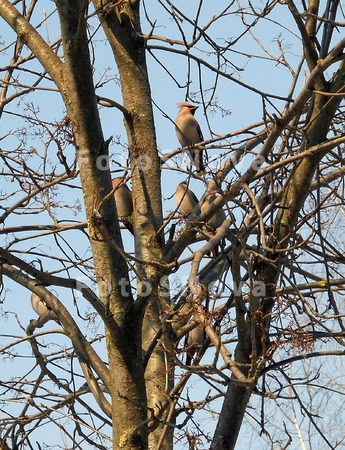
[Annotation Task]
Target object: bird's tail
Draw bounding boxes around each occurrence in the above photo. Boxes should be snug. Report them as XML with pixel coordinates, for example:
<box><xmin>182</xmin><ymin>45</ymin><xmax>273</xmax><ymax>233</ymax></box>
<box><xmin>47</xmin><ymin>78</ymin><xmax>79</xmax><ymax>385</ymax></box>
<box><xmin>194</xmin><ymin>149</ymin><xmax>206</xmax><ymax>175</ymax></box>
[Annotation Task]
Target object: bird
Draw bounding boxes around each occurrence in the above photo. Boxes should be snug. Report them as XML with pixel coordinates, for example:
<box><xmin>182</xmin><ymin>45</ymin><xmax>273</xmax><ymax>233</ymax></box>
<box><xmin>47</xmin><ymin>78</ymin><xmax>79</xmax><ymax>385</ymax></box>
<box><xmin>184</xmin><ymin>283</ymin><xmax>209</xmax><ymax>365</ymax></box>
<box><xmin>175</xmin><ymin>181</ymin><xmax>201</xmax><ymax>218</ymax></box>
<box><xmin>201</xmin><ymin>191</ymin><xmax>227</xmax><ymax>257</ymax></box>
<box><xmin>31</xmin><ymin>293</ymin><xmax>59</xmax><ymax>323</ymax></box>
<box><xmin>185</xmin><ymin>324</ymin><xmax>206</xmax><ymax>365</ymax></box>
<box><xmin>175</xmin><ymin>102</ymin><xmax>206</xmax><ymax>175</ymax></box>
<box><xmin>112</xmin><ymin>177</ymin><xmax>134</xmax><ymax>234</ymax></box>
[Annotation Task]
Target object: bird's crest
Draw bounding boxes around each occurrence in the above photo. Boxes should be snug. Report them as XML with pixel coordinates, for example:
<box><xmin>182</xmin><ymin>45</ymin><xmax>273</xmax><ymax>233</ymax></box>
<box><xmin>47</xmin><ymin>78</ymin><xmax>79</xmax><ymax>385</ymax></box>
<box><xmin>177</xmin><ymin>102</ymin><xmax>198</xmax><ymax>111</ymax></box>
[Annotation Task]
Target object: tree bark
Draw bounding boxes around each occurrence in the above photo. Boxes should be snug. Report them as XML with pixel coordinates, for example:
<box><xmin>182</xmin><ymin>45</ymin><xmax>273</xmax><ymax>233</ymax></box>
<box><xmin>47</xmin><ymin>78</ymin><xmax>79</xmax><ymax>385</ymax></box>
<box><xmin>211</xmin><ymin>32</ymin><xmax>345</xmax><ymax>450</ymax></box>
<box><xmin>92</xmin><ymin>1</ymin><xmax>171</xmax><ymax>448</ymax></box>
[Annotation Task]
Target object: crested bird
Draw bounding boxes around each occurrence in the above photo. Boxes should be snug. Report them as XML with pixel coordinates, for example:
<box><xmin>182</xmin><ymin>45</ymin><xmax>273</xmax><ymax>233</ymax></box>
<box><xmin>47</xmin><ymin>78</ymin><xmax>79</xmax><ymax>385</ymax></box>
<box><xmin>185</xmin><ymin>283</ymin><xmax>209</xmax><ymax>365</ymax></box>
<box><xmin>112</xmin><ymin>177</ymin><xmax>134</xmax><ymax>235</ymax></box>
<box><xmin>175</xmin><ymin>102</ymin><xmax>206</xmax><ymax>175</ymax></box>
<box><xmin>31</xmin><ymin>293</ymin><xmax>59</xmax><ymax>323</ymax></box>
<box><xmin>201</xmin><ymin>191</ymin><xmax>227</xmax><ymax>257</ymax></box>
<box><xmin>175</xmin><ymin>181</ymin><xmax>201</xmax><ymax>218</ymax></box>
<box><xmin>185</xmin><ymin>324</ymin><xmax>206</xmax><ymax>365</ymax></box>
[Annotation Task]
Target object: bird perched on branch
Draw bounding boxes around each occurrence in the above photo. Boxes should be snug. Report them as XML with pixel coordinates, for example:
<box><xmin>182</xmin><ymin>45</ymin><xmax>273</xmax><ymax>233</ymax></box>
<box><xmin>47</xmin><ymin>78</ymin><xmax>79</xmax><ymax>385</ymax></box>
<box><xmin>201</xmin><ymin>191</ymin><xmax>227</xmax><ymax>257</ymax></box>
<box><xmin>186</xmin><ymin>324</ymin><xmax>206</xmax><ymax>365</ymax></box>
<box><xmin>185</xmin><ymin>283</ymin><xmax>209</xmax><ymax>365</ymax></box>
<box><xmin>112</xmin><ymin>177</ymin><xmax>134</xmax><ymax>235</ymax></box>
<box><xmin>31</xmin><ymin>293</ymin><xmax>59</xmax><ymax>324</ymax></box>
<box><xmin>175</xmin><ymin>102</ymin><xmax>206</xmax><ymax>175</ymax></box>
<box><xmin>175</xmin><ymin>181</ymin><xmax>200</xmax><ymax>218</ymax></box>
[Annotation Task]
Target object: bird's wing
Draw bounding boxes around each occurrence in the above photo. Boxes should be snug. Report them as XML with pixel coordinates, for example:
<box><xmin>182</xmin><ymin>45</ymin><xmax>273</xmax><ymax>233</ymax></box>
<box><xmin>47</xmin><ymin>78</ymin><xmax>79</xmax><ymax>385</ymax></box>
<box><xmin>196</xmin><ymin>122</ymin><xmax>204</xmax><ymax>142</ymax></box>
<box><xmin>190</xmin><ymin>189</ymin><xmax>199</xmax><ymax>205</ymax></box>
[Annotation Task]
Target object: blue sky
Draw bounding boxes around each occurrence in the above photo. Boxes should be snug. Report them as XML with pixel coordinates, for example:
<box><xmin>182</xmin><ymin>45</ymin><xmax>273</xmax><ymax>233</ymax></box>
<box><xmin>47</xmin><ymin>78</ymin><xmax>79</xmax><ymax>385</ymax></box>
<box><xmin>1</xmin><ymin>2</ymin><xmax>344</xmax><ymax>449</ymax></box>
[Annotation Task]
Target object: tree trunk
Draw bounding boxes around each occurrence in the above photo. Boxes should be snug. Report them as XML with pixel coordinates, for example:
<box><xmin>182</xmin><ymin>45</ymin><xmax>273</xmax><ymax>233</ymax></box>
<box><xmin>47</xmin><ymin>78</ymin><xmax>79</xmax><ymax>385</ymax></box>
<box><xmin>56</xmin><ymin>2</ymin><xmax>150</xmax><ymax>448</ymax></box>
<box><xmin>211</xmin><ymin>49</ymin><xmax>345</xmax><ymax>450</ymax></box>
<box><xmin>92</xmin><ymin>1</ymin><xmax>172</xmax><ymax>448</ymax></box>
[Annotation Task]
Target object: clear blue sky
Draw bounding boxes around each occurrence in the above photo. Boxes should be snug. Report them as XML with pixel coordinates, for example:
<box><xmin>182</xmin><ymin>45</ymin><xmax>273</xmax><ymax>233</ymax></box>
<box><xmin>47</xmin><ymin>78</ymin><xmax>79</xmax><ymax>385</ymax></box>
<box><xmin>1</xmin><ymin>2</ymin><xmax>343</xmax><ymax>449</ymax></box>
